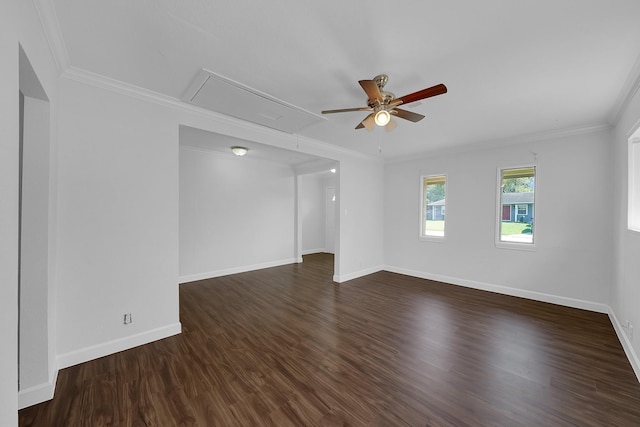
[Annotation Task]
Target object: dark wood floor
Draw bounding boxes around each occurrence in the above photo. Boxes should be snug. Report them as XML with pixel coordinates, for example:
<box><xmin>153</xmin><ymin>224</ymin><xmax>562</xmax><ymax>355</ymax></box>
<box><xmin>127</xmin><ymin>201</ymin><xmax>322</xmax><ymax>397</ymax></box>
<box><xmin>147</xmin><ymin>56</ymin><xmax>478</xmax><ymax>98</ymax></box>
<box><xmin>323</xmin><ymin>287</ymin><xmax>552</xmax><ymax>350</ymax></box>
<box><xmin>20</xmin><ymin>253</ymin><xmax>640</xmax><ymax>426</ymax></box>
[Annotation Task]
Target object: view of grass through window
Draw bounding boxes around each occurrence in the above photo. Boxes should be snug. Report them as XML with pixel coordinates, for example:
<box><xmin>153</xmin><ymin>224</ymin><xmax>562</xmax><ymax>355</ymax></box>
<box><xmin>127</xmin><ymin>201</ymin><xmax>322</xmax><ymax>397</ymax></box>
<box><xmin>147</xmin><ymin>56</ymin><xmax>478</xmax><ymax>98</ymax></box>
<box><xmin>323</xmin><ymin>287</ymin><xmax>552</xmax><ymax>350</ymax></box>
<box><xmin>499</xmin><ymin>166</ymin><xmax>535</xmax><ymax>244</ymax></box>
<box><xmin>423</xmin><ymin>175</ymin><xmax>446</xmax><ymax>237</ymax></box>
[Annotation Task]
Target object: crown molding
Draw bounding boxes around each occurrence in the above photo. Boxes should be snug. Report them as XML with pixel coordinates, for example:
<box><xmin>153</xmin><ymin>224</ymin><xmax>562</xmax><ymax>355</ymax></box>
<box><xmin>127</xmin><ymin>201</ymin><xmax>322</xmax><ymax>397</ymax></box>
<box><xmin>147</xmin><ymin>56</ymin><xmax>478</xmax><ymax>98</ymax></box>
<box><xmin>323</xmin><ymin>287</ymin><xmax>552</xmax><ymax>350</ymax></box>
<box><xmin>61</xmin><ymin>66</ymin><xmax>313</xmax><ymax>142</ymax></box>
<box><xmin>30</xmin><ymin>0</ymin><xmax>385</xmax><ymax>165</ymax></box>
<box><xmin>63</xmin><ymin>61</ymin><xmax>602</xmax><ymax>166</ymax></box>
<box><xmin>386</xmin><ymin>123</ymin><xmax>612</xmax><ymax>164</ymax></box>
<box><xmin>61</xmin><ymin>66</ymin><xmax>380</xmax><ymax>163</ymax></box>
<box><xmin>62</xmin><ymin>66</ymin><xmax>199</xmax><ymax>111</ymax></box>
<box><xmin>32</xmin><ymin>0</ymin><xmax>70</xmax><ymax>73</ymax></box>
<box><xmin>31</xmin><ymin>0</ymin><xmax>640</xmax><ymax>161</ymax></box>
<box><xmin>609</xmin><ymin>52</ymin><xmax>640</xmax><ymax>125</ymax></box>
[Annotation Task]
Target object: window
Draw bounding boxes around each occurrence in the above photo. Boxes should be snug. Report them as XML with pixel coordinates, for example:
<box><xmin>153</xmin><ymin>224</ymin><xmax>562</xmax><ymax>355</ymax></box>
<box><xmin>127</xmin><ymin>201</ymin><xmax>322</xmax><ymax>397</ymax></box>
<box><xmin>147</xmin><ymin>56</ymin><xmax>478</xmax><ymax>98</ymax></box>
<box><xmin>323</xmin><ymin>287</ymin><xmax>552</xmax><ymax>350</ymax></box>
<box><xmin>629</xmin><ymin>128</ymin><xmax>640</xmax><ymax>232</ymax></box>
<box><xmin>421</xmin><ymin>175</ymin><xmax>446</xmax><ymax>238</ymax></box>
<box><xmin>498</xmin><ymin>166</ymin><xmax>535</xmax><ymax>245</ymax></box>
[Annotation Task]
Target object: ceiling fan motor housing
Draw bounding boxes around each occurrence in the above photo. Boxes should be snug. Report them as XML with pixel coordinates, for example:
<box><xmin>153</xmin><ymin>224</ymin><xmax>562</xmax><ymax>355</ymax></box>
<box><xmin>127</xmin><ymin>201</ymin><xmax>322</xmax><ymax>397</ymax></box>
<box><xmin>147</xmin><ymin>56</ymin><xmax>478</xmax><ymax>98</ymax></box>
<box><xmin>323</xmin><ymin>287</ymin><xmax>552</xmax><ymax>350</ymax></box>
<box><xmin>374</xmin><ymin>74</ymin><xmax>389</xmax><ymax>88</ymax></box>
<box><xmin>373</xmin><ymin>74</ymin><xmax>395</xmax><ymax>105</ymax></box>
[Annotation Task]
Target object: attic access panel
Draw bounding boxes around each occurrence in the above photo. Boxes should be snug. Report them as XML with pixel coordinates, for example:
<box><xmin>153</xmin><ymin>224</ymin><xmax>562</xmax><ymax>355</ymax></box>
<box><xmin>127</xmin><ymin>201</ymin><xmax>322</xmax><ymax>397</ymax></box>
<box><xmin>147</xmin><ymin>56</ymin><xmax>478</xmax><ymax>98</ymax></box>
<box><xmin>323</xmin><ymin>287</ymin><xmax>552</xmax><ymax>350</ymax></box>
<box><xmin>183</xmin><ymin>69</ymin><xmax>325</xmax><ymax>134</ymax></box>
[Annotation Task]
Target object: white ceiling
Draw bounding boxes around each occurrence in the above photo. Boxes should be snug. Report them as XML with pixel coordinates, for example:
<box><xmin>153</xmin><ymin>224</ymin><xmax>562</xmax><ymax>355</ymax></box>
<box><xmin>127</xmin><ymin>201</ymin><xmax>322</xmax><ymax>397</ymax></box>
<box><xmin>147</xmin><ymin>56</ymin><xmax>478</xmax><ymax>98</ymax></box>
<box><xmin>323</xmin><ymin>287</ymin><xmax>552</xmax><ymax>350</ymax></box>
<box><xmin>50</xmin><ymin>0</ymin><xmax>640</xmax><ymax>159</ymax></box>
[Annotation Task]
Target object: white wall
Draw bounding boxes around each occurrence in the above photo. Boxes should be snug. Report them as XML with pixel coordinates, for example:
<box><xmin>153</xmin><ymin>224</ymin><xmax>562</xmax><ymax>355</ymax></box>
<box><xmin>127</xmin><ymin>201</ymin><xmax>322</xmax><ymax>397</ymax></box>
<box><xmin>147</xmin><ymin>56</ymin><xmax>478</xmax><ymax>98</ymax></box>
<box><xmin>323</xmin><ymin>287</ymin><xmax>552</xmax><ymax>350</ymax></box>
<box><xmin>334</xmin><ymin>157</ymin><xmax>385</xmax><ymax>281</ymax></box>
<box><xmin>301</xmin><ymin>173</ymin><xmax>325</xmax><ymax>254</ymax></box>
<box><xmin>55</xmin><ymin>78</ymin><xmax>181</xmax><ymax>367</ymax></box>
<box><xmin>612</xmin><ymin>81</ymin><xmax>640</xmax><ymax>378</ymax></box>
<box><xmin>301</xmin><ymin>173</ymin><xmax>336</xmax><ymax>254</ymax></box>
<box><xmin>179</xmin><ymin>145</ymin><xmax>297</xmax><ymax>281</ymax></box>
<box><xmin>0</xmin><ymin>18</ymin><xmax>20</xmax><ymax>427</ymax></box>
<box><xmin>19</xmin><ymin>95</ymin><xmax>50</xmax><ymax>391</ymax></box>
<box><xmin>325</xmin><ymin>185</ymin><xmax>336</xmax><ymax>254</ymax></box>
<box><xmin>384</xmin><ymin>129</ymin><xmax>613</xmax><ymax>310</ymax></box>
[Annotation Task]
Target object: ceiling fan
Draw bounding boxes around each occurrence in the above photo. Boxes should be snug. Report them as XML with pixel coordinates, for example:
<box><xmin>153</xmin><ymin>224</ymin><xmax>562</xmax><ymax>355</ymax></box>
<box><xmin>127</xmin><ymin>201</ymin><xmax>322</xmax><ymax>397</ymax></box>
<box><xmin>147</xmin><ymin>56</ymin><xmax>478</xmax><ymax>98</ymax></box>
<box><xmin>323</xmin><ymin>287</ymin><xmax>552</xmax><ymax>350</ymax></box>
<box><xmin>321</xmin><ymin>74</ymin><xmax>447</xmax><ymax>132</ymax></box>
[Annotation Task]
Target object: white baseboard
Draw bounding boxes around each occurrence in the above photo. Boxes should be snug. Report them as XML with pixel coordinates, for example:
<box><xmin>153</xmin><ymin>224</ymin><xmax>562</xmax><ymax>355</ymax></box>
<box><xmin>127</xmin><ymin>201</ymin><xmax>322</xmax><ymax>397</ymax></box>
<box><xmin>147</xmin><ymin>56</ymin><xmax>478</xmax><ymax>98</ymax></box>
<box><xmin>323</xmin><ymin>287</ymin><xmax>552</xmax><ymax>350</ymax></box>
<box><xmin>383</xmin><ymin>265</ymin><xmax>609</xmax><ymax>313</ymax></box>
<box><xmin>608</xmin><ymin>308</ymin><xmax>640</xmax><ymax>382</ymax></box>
<box><xmin>301</xmin><ymin>248</ymin><xmax>325</xmax><ymax>255</ymax></box>
<box><xmin>57</xmin><ymin>322</ymin><xmax>182</xmax><ymax>370</ymax></box>
<box><xmin>18</xmin><ymin>366</ymin><xmax>58</xmax><ymax>409</ymax></box>
<box><xmin>334</xmin><ymin>265</ymin><xmax>384</xmax><ymax>283</ymax></box>
<box><xmin>22</xmin><ymin>323</ymin><xmax>182</xmax><ymax>408</ymax></box>
<box><xmin>179</xmin><ymin>258</ymin><xmax>297</xmax><ymax>284</ymax></box>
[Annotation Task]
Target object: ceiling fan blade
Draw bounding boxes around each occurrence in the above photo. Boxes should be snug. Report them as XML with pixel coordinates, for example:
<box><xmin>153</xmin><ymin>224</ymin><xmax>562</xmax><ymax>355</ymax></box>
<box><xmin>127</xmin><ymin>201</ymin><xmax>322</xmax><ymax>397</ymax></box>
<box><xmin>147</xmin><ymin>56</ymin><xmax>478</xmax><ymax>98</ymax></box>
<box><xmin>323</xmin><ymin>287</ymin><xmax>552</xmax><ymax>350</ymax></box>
<box><xmin>356</xmin><ymin>113</ymin><xmax>375</xmax><ymax>131</ymax></box>
<box><xmin>394</xmin><ymin>83</ymin><xmax>447</xmax><ymax>106</ymax></box>
<box><xmin>385</xmin><ymin>119</ymin><xmax>397</xmax><ymax>132</ymax></box>
<box><xmin>322</xmin><ymin>107</ymin><xmax>372</xmax><ymax>114</ymax></box>
<box><xmin>359</xmin><ymin>80</ymin><xmax>383</xmax><ymax>104</ymax></box>
<box><xmin>392</xmin><ymin>108</ymin><xmax>425</xmax><ymax>122</ymax></box>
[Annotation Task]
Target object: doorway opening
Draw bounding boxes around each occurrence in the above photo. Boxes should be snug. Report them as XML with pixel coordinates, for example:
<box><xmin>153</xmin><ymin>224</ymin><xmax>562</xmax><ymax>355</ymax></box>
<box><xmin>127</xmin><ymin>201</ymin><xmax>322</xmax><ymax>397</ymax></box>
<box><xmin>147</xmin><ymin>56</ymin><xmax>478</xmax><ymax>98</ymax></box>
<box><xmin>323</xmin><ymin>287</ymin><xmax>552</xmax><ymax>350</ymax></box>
<box><xmin>178</xmin><ymin>125</ymin><xmax>338</xmax><ymax>282</ymax></box>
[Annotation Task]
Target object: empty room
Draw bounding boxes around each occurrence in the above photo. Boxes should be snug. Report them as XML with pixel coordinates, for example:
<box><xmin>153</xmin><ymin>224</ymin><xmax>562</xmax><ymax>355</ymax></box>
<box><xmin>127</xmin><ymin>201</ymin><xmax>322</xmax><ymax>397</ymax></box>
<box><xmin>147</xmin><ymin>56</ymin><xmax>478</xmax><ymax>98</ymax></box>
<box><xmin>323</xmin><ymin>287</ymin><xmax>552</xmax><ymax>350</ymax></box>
<box><xmin>3</xmin><ymin>1</ymin><xmax>640</xmax><ymax>426</ymax></box>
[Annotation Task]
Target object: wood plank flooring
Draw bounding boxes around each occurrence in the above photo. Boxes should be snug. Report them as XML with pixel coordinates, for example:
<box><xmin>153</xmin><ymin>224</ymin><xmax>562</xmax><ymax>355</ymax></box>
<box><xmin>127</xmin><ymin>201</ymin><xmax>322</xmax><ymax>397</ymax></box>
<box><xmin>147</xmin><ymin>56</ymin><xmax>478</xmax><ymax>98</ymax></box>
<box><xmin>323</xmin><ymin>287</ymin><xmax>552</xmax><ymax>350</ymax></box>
<box><xmin>20</xmin><ymin>253</ymin><xmax>640</xmax><ymax>426</ymax></box>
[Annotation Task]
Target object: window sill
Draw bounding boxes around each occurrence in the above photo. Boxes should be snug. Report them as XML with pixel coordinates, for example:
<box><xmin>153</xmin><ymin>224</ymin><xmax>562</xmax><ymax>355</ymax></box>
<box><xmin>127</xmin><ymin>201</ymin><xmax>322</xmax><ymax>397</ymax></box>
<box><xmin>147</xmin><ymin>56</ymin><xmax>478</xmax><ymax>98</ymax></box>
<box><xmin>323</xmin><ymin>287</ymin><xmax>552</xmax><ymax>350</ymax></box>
<box><xmin>495</xmin><ymin>240</ymin><xmax>536</xmax><ymax>251</ymax></box>
<box><xmin>420</xmin><ymin>234</ymin><xmax>446</xmax><ymax>242</ymax></box>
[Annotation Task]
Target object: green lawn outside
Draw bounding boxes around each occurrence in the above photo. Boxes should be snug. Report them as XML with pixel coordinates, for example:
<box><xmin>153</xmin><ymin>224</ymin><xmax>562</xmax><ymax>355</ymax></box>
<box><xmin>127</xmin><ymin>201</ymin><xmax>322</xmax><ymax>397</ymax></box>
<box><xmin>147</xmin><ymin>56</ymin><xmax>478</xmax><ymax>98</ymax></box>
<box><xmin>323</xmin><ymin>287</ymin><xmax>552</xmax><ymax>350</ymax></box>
<box><xmin>501</xmin><ymin>221</ymin><xmax>531</xmax><ymax>235</ymax></box>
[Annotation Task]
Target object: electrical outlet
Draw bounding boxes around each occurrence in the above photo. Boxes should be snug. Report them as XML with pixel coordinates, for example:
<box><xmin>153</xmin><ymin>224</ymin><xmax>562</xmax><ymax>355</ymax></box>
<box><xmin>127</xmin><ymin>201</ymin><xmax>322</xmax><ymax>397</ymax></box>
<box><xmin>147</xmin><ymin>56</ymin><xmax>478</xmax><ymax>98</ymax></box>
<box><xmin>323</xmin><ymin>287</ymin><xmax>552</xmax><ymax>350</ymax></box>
<box><xmin>123</xmin><ymin>313</ymin><xmax>132</xmax><ymax>325</ymax></box>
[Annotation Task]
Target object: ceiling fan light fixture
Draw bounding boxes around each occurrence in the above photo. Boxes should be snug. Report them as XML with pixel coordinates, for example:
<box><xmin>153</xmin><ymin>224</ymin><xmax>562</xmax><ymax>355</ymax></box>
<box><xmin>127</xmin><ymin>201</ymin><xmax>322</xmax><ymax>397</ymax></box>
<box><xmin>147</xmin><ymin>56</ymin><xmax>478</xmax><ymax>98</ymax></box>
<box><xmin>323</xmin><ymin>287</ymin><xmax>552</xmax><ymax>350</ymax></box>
<box><xmin>374</xmin><ymin>110</ymin><xmax>391</xmax><ymax>127</ymax></box>
<box><xmin>321</xmin><ymin>75</ymin><xmax>446</xmax><ymax>131</ymax></box>
<box><xmin>231</xmin><ymin>146</ymin><xmax>248</xmax><ymax>156</ymax></box>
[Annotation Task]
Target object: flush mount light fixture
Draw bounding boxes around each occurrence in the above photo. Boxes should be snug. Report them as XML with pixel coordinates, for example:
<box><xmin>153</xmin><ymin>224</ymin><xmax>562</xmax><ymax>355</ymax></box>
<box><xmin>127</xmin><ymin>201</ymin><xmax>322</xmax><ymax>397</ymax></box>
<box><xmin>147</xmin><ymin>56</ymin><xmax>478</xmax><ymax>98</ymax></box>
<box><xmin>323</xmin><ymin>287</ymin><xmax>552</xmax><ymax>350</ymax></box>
<box><xmin>374</xmin><ymin>109</ymin><xmax>391</xmax><ymax>127</ymax></box>
<box><xmin>231</xmin><ymin>146</ymin><xmax>248</xmax><ymax>156</ymax></box>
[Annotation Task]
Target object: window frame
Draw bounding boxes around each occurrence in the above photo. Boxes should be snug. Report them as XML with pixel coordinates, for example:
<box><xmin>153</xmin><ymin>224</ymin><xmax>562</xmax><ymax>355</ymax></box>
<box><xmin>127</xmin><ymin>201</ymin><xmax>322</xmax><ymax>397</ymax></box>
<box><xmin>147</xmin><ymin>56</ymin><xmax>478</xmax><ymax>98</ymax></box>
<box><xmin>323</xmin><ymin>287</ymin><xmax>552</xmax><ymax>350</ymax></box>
<box><xmin>495</xmin><ymin>165</ymin><xmax>537</xmax><ymax>250</ymax></box>
<box><xmin>628</xmin><ymin>129</ymin><xmax>640</xmax><ymax>232</ymax></box>
<box><xmin>420</xmin><ymin>173</ymin><xmax>447</xmax><ymax>241</ymax></box>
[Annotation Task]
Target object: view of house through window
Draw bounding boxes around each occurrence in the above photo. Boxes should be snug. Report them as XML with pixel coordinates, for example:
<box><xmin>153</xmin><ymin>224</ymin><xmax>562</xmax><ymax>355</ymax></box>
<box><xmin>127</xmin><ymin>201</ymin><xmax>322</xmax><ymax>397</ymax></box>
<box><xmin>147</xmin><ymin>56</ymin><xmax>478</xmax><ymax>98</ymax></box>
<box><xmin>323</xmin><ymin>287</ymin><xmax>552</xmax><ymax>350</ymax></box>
<box><xmin>422</xmin><ymin>175</ymin><xmax>446</xmax><ymax>238</ymax></box>
<box><xmin>499</xmin><ymin>166</ymin><xmax>535</xmax><ymax>244</ymax></box>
